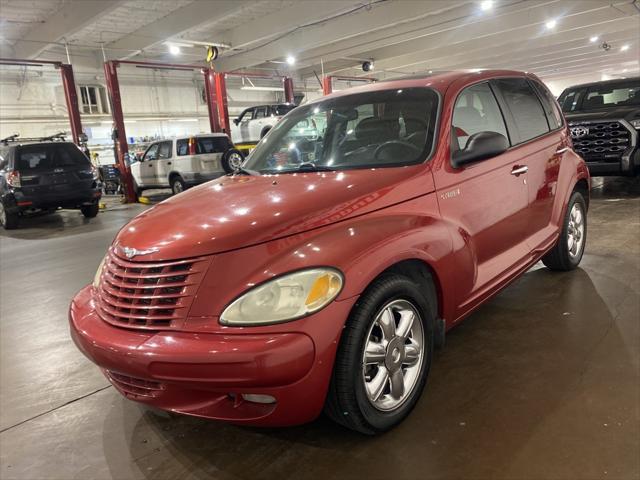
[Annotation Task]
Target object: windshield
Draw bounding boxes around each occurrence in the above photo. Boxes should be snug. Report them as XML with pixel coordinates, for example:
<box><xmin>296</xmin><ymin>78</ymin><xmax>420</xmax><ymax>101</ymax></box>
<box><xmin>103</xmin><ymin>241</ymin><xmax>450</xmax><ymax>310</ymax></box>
<box><xmin>558</xmin><ymin>79</ymin><xmax>640</xmax><ymax>112</ymax></box>
<box><xmin>244</xmin><ymin>88</ymin><xmax>439</xmax><ymax>174</ymax></box>
<box><xmin>16</xmin><ymin>143</ymin><xmax>90</xmax><ymax>171</ymax></box>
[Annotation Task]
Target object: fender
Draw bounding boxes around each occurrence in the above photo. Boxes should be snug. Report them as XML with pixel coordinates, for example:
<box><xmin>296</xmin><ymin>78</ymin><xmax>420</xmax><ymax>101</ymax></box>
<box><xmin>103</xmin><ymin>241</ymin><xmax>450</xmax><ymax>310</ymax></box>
<box><xmin>188</xmin><ymin>193</ymin><xmax>456</xmax><ymax>332</ymax></box>
<box><xmin>551</xmin><ymin>149</ymin><xmax>591</xmax><ymax>231</ymax></box>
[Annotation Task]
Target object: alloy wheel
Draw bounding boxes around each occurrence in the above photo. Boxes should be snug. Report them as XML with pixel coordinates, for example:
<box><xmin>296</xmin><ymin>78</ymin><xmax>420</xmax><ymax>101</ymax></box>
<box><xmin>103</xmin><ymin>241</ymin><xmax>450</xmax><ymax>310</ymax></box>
<box><xmin>567</xmin><ymin>202</ymin><xmax>585</xmax><ymax>259</ymax></box>
<box><xmin>229</xmin><ymin>153</ymin><xmax>243</xmax><ymax>170</ymax></box>
<box><xmin>362</xmin><ymin>299</ymin><xmax>425</xmax><ymax>411</ymax></box>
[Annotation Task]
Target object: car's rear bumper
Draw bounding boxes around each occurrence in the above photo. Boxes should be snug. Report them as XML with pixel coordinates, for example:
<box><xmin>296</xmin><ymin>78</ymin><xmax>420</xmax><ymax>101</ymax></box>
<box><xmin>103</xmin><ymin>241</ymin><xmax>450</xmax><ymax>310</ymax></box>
<box><xmin>7</xmin><ymin>187</ymin><xmax>101</xmax><ymax>211</ymax></box>
<box><xmin>69</xmin><ymin>285</ymin><xmax>357</xmax><ymax>426</ymax></box>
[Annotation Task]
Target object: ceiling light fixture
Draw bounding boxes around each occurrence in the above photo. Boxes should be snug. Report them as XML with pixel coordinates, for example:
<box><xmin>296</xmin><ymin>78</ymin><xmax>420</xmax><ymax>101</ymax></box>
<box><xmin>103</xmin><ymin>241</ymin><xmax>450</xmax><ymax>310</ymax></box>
<box><xmin>545</xmin><ymin>19</ymin><xmax>558</xmax><ymax>30</ymax></box>
<box><xmin>286</xmin><ymin>55</ymin><xmax>296</xmax><ymax>65</ymax></box>
<box><xmin>589</xmin><ymin>35</ymin><xmax>599</xmax><ymax>43</ymax></box>
<box><xmin>480</xmin><ymin>0</ymin><xmax>494</xmax><ymax>11</ymax></box>
<box><xmin>169</xmin><ymin>44</ymin><xmax>180</xmax><ymax>55</ymax></box>
<box><xmin>621</xmin><ymin>44</ymin><xmax>630</xmax><ymax>52</ymax></box>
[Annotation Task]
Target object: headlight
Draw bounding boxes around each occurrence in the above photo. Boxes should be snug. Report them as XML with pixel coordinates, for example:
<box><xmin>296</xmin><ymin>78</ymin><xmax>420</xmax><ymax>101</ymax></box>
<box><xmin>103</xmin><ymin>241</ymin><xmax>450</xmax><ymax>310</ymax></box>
<box><xmin>630</xmin><ymin>119</ymin><xmax>640</xmax><ymax>130</ymax></box>
<box><xmin>93</xmin><ymin>256</ymin><xmax>106</xmax><ymax>288</ymax></box>
<box><xmin>220</xmin><ymin>268</ymin><xmax>343</xmax><ymax>326</ymax></box>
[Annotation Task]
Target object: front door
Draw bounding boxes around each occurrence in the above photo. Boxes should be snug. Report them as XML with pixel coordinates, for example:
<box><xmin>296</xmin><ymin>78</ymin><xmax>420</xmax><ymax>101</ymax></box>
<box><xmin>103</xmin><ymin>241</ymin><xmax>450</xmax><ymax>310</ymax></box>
<box><xmin>139</xmin><ymin>143</ymin><xmax>159</xmax><ymax>186</ymax></box>
<box><xmin>434</xmin><ymin>81</ymin><xmax>530</xmax><ymax>318</ymax></box>
<box><xmin>154</xmin><ymin>140</ymin><xmax>173</xmax><ymax>185</ymax></box>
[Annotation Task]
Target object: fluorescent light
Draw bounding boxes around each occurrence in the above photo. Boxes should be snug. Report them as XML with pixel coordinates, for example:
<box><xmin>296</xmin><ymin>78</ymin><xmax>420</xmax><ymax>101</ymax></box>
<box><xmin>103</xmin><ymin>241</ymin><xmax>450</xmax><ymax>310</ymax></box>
<box><xmin>621</xmin><ymin>44</ymin><xmax>630</xmax><ymax>52</ymax></box>
<box><xmin>545</xmin><ymin>19</ymin><xmax>557</xmax><ymax>29</ymax></box>
<box><xmin>176</xmin><ymin>118</ymin><xmax>198</xmax><ymax>122</ymax></box>
<box><xmin>590</xmin><ymin>36</ymin><xmax>599</xmax><ymax>43</ymax></box>
<box><xmin>169</xmin><ymin>44</ymin><xmax>180</xmax><ymax>55</ymax></box>
<box><xmin>480</xmin><ymin>0</ymin><xmax>494</xmax><ymax>11</ymax></box>
<box><xmin>286</xmin><ymin>55</ymin><xmax>296</xmax><ymax>65</ymax></box>
<box><xmin>240</xmin><ymin>86</ymin><xmax>283</xmax><ymax>92</ymax></box>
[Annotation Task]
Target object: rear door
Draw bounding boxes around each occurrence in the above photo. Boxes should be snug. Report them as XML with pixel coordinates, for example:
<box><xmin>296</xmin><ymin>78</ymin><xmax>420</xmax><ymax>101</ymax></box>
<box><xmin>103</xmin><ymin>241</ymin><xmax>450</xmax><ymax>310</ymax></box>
<box><xmin>491</xmin><ymin>77</ymin><xmax>566</xmax><ymax>250</ymax></box>
<box><xmin>14</xmin><ymin>143</ymin><xmax>94</xmax><ymax>196</ymax></box>
<box><xmin>238</xmin><ymin>108</ymin><xmax>254</xmax><ymax>143</ymax></box>
<box><xmin>434</xmin><ymin>81</ymin><xmax>530</xmax><ymax>318</ymax></box>
<box><xmin>249</xmin><ymin>106</ymin><xmax>268</xmax><ymax>141</ymax></box>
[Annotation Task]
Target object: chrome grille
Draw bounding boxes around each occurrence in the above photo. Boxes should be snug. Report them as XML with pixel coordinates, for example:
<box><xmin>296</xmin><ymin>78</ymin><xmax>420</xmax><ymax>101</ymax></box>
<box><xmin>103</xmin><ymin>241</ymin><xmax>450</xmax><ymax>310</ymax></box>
<box><xmin>570</xmin><ymin>121</ymin><xmax>631</xmax><ymax>163</ymax></box>
<box><xmin>95</xmin><ymin>248</ymin><xmax>211</xmax><ymax>329</ymax></box>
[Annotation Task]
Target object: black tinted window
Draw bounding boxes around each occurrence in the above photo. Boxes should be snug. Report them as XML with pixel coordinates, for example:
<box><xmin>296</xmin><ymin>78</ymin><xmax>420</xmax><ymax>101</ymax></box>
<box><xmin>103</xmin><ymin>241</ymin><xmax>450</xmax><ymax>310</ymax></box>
<box><xmin>16</xmin><ymin>143</ymin><xmax>89</xmax><ymax>171</ymax></box>
<box><xmin>531</xmin><ymin>80</ymin><xmax>563</xmax><ymax>129</ymax></box>
<box><xmin>196</xmin><ymin>137</ymin><xmax>230</xmax><ymax>154</ymax></box>
<box><xmin>494</xmin><ymin>78</ymin><xmax>549</xmax><ymax>143</ymax></box>
<box><xmin>452</xmin><ymin>82</ymin><xmax>509</xmax><ymax>150</ymax></box>
<box><xmin>558</xmin><ymin>89</ymin><xmax>584</xmax><ymax>112</ymax></box>
<box><xmin>273</xmin><ymin>104</ymin><xmax>295</xmax><ymax>116</ymax></box>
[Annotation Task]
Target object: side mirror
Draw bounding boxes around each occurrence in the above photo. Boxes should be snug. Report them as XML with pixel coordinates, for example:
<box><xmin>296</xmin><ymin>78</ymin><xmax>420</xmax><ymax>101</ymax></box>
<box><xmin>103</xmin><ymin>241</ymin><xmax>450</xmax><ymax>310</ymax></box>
<box><xmin>452</xmin><ymin>131</ymin><xmax>508</xmax><ymax>168</ymax></box>
<box><xmin>233</xmin><ymin>118</ymin><xmax>240</xmax><ymax>125</ymax></box>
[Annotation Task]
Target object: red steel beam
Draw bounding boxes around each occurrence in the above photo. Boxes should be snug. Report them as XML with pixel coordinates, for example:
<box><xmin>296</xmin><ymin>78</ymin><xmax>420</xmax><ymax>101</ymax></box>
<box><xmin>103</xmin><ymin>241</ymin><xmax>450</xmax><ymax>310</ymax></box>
<box><xmin>283</xmin><ymin>77</ymin><xmax>294</xmax><ymax>104</ymax></box>
<box><xmin>103</xmin><ymin>60</ymin><xmax>137</xmax><ymax>203</ymax></box>
<box><xmin>0</xmin><ymin>58</ymin><xmax>84</xmax><ymax>145</ymax></box>
<box><xmin>203</xmin><ymin>68</ymin><xmax>221</xmax><ymax>133</ymax></box>
<box><xmin>59</xmin><ymin>64</ymin><xmax>83</xmax><ymax>145</ymax></box>
<box><xmin>214</xmin><ymin>72</ymin><xmax>230</xmax><ymax>134</ymax></box>
<box><xmin>322</xmin><ymin>75</ymin><xmax>376</xmax><ymax>96</ymax></box>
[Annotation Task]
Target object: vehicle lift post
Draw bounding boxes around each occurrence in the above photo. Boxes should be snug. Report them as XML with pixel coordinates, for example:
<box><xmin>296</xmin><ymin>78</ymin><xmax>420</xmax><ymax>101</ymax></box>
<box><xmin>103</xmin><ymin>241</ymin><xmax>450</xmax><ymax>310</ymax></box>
<box><xmin>0</xmin><ymin>58</ymin><xmax>84</xmax><ymax>145</ymax></box>
<box><xmin>322</xmin><ymin>75</ymin><xmax>375</xmax><ymax>95</ymax></box>
<box><xmin>103</xmin><ymin>60</ymin><xmax>231</xmax><ymax>203</ymax></box>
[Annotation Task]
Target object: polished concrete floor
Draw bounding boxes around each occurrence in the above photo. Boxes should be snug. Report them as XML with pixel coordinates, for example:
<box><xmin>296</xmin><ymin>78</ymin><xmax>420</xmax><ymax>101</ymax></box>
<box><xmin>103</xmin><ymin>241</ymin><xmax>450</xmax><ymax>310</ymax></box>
<box><xmin>1</xmin><ymin>178</ymin><xmax>638</xmax><ymax>480</ymax></box>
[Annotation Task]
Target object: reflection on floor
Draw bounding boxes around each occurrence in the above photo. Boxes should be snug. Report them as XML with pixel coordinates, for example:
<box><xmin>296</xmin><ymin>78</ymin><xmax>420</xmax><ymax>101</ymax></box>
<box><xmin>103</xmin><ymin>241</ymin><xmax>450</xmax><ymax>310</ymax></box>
<box><xmin>0</xmin><ymin>177</ymin><xmax>638</xmax><ymax>480</ymax></box>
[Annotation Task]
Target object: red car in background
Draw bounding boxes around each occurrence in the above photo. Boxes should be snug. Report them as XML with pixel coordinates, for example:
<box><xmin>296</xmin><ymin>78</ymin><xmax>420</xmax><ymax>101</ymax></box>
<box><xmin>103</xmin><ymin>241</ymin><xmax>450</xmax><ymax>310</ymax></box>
<box><xmin>70</xmin><ymin>70</ymin><xmax>589</xmax><ymax>435</ymax></box>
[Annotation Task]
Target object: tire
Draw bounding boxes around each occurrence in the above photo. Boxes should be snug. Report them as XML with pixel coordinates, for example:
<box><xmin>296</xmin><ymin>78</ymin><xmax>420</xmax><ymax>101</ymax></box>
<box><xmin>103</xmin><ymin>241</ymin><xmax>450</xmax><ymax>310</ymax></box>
<box><xmin>221</xmin><ymin>148</ymin><xmax>245</xmax><ymax>174</ymax></box>
<box><xmin>325</xmin><ymin>274</ymin><xmax>435</xmax><ymax>435</ymax></box>
<box><xmin>80</xmin><ymin>203</ymin><xmax>99</xmax><ymax>218</ymax></box>
<box><xmin>542</xmin><ymin>191</ymin><xmax>587</xmax><ymax>271</ymax></box>
<box><xmin>0</xmin><ymin>201</ymin><xmax>19</xmax><ymax>230</ymax></box>
<box><xmin>170</xmin><ymin>176</ymin><xmax>186</xmax><ymax>195</ymax></box>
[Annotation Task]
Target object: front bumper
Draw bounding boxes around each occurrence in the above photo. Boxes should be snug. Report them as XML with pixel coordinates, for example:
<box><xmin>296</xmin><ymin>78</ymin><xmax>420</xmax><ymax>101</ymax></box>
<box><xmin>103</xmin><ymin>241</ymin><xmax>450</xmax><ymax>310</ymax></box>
<box><xmin>69</xmin><ymin>285</ymin><xmax>357</xmax><ymax>426</ymax></box>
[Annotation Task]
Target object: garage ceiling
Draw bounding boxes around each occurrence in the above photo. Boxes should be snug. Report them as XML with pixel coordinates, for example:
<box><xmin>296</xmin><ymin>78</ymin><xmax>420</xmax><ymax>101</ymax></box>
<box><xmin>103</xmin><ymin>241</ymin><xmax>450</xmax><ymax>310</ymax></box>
<box><xmin>0</xmin><ymin>0</ymin><xmax>638</xmax><ymax>85</ymax></box>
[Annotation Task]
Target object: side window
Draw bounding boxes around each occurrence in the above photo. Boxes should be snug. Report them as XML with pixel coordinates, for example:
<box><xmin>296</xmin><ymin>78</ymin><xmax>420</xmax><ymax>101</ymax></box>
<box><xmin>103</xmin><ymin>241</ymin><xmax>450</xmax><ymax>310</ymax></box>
<box><xmin>176</xmin><ymin>139</ymin><xmax>188</xmax><ymax>156</ymax></box>
<box><xmin>254</xmin><ymin>107</ymin><xmax>267</xmax><ymax>119</ymax></box>
<box><xmin>238</xmin><ymin>108</ymin><xmax>254</xmax><ymax>122</ymax></box>
<box><xmin>143</xmin><ymin>144</ymin><xmax>159</xmax><ymax>161</ymax></box>
<box><xmin>531</xmin><ymin>80</ymin><xmax>563</xmax><ymax>130</ymax></box>
<box><xmin>158</xmin><ymin>141</ymin><xmax>172</xmax><ymax>159</ymax></box>
<box><xmin>493</xmin><ymin>78</ymin><xmax>550</xmax><ymax>143</ymax></box>
<box><xmin>452</xmin><ymin>82</ymin><xmax>509</xmax><ymax>150</ymax></box>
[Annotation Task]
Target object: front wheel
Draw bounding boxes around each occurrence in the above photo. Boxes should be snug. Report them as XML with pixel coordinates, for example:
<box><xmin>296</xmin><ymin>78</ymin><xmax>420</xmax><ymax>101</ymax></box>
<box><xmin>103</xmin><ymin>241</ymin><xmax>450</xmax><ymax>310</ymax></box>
<box><xmin>80</xmin><ymin>203</ymin><xmax>99</xmax><ymax>218</ymax></box>
<box><xmin>542</xmin><ymin>191</ymin><xmax>587</xmax><ymax>271</ymax></box>
<box><xmin>325</xmin><ymin>274</ymin><xmax>434</xmax><ymax>434</ymax></box>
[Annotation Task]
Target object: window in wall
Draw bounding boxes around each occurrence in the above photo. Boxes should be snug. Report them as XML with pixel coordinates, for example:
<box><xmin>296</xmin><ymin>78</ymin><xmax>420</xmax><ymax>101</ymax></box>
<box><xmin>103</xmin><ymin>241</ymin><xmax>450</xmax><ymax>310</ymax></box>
<box><xmin>493</xmin><ymin>78</ymin><xmax>549</xmax><ymax>143</ymax></box>
<box><xmin>79</xmin><ymin>85</ymin><xmax>108</xmax><ymax>114</ymax></box>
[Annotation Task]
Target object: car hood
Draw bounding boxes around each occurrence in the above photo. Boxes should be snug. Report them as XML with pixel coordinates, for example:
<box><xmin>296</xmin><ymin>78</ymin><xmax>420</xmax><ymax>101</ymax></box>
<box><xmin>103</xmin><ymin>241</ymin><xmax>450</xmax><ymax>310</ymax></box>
<box><xmin>114</xmin><ymin>166</ymin><xmax>434</xmax><ymax>260</ymax></box>
<box><xmin>565</xmin><ymin>106</ymin><xmax>640</xmax><ymax>123</ymax></box>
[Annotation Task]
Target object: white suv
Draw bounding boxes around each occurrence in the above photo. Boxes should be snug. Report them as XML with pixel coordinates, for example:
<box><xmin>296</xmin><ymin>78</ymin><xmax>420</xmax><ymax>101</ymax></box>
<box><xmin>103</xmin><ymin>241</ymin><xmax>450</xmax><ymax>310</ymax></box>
<box><xmin>131</xmin><ymin>134</ymin><xmax>243</xmax><ymax>195</ymax></box>
<box><xmin>230</xmin><ymin>104</ymin><xmax>296</xmax><ymax>144</ymax></box>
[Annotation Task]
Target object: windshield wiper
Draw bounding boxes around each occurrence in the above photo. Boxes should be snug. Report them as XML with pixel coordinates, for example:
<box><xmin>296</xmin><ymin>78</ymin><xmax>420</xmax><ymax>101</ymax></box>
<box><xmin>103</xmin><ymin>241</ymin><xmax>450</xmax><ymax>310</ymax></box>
<box><xmin>295</xmin><ymin>162</ymin><xmax>335</xmax><ymax>172</ymax></box>
<box><xmin>230</xmin><ymin>166</ymin><xmax>260</xmax><ymax>176</ymax></box>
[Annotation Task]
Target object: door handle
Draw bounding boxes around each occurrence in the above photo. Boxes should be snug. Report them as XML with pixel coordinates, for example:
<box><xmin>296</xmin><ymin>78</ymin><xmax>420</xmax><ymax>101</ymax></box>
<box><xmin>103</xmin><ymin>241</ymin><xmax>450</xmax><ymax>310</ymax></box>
<box><xmin>167</xmin><ymin>162</ymin><xmax>172</xmax><ymax>165</ymax></box>
<box><xmin>555</xmin><ymin>146</ymin><xmax>569</xmax><ymax>154</ymax></box>
<box><xmin>511</xmin><ymin>165</ymin><xmax>528</xmax><ymax>176</ymax></box>
<box><xmin>148</xmin><ymin>163</ymin><xmax>153</xmax><ymax>167</ymax></box>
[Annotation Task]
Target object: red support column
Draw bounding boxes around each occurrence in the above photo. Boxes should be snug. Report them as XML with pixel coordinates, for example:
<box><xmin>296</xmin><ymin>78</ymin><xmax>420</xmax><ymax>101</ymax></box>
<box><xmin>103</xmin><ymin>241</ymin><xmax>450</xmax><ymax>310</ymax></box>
<box><xmin>59</xmin><ymin>64</ymin><xmax>83</xmax><ymax>145</ymax></box>
<box><xmin>322</xmin><ymin>76</ymin><xmax>332</xmax><ymax>96</ymax></box>
<box><xmin>103</xmin><ymin>60</ymin><xmax>136</xmax><ymax>203</ymax></box>
<box><xmin>214</xmin><ymin>72</ymin><xmax>230</xmax><ymax>134</ymax></box>
<box><xmin>283</xmin><ymin>77</ymin><xmax>295</xmax><ymax>104</ymax></box>
<box><xmin>203</xmin><ymin>68</ymin><xmax>221</xmax><ymax>133</ymax></box>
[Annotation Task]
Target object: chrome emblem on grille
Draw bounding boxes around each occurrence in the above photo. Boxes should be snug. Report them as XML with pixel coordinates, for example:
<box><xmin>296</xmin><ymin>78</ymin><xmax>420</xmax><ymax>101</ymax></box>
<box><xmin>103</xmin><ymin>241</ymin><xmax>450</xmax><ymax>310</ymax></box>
<box><xmin>570</xmin><ymin>126</ymin><xmax>589</xmax><ymax>139</ymax></box>
<box><xmin>119</xmin><ymin>246</ymin><xmax>159</xmax><ymax>259</ymax></box>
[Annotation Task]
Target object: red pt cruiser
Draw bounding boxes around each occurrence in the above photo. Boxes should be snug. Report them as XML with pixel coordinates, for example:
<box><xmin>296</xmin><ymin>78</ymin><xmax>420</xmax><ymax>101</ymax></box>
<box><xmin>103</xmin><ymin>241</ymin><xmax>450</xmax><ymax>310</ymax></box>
<box><xmin>70</xmin><ymin>70</ymin><xmax>589</xmax><ymax>434</ymax></box>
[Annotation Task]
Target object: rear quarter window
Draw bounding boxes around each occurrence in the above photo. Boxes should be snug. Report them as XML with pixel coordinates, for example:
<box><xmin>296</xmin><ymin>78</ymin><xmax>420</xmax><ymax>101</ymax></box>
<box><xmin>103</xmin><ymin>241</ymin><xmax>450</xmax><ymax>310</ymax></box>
<box><xmin>493</xmin><ymin>78</ymin><xmax>550</xmax><ymax>143</ymax></box>
<box><xmin>196</xmin><ymin>137</ymin><xmax>230</xmax><ymax>154</ymax></box>
<box><xmin>16</xmin><ymin>143</ymin><xmax>90</xmax><ymax>171</ymax></box>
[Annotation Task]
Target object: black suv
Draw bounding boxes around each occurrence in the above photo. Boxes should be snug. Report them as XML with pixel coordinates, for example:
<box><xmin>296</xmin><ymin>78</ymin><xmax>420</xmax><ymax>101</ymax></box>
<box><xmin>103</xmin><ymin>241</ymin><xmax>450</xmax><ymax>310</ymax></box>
<box><xmin>0</xmin><ymin>135</ymin><xmax>102</xmax><ymax>229</ymax></box>
<box><xmin>558</xmin><ymin>77</ymin><xmax>640</xmax><ymax>176</ymax></box>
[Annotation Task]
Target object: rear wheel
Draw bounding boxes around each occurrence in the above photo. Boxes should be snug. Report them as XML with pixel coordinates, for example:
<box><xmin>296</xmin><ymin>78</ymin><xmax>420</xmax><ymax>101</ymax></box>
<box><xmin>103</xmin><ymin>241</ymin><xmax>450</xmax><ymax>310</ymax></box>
<box><xmin>80</xmin><ymin>203</ymin><xmax>99</xmax><ymax>218</ymax></box>
<box><xmin>260</xmin><ymin>127</ymin><xmax>271</xmax><ymax>139</ymax></box>
<box><xmin>170</xmin><ymin>176</ymin><xmax>186</xmax><ymax>195</ymax></box>
<box><xmin>325</xmin><ymin>274</ymin><xmax>434</xmax><ymax>434</ymax></box>
<box><xmin>542</xmin><ymin>191</ymin><xmax>587</xmax><ymax>271</ymax></box>
<box><xmin>0</xmin><ymin>202</ymin><xmax>19</xmax><ymax>230</ymax></box>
